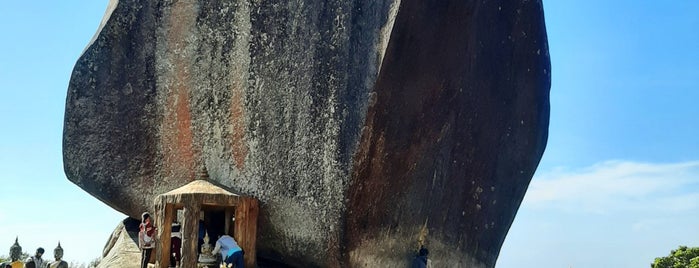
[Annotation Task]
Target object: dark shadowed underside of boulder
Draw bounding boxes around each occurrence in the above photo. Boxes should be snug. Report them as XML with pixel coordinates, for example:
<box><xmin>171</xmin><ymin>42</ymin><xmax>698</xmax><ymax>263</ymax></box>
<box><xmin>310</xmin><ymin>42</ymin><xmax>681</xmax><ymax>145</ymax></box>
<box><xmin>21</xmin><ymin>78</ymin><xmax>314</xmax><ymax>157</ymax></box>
<box><xmin>64</xmin><ymin>0</ymin><xmax>550</xmax><ymax>267</ymax></box>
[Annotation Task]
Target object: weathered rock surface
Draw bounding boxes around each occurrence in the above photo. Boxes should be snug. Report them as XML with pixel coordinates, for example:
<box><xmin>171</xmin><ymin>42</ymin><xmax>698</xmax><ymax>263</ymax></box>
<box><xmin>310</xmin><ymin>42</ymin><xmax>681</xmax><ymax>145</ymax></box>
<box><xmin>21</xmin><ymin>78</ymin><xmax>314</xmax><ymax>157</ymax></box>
<box><xmin>97</xmin><ymin>218</ymin><xmax>141</xmax><ymax>268</ymax></box>
<box><xmin>64</xmin><ymin>0</ymin><xmax>550</xmax><ymax>267</ymax></box>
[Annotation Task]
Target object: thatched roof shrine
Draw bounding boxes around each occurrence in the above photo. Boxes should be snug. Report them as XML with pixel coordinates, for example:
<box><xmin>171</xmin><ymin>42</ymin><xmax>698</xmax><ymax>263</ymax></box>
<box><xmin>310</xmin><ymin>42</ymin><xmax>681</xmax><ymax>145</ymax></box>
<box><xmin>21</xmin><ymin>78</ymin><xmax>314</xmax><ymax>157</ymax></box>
<box><xmin>153</xmin><ymin>173</ymin><xmax>258</xmax><ymax>268</ymax></box>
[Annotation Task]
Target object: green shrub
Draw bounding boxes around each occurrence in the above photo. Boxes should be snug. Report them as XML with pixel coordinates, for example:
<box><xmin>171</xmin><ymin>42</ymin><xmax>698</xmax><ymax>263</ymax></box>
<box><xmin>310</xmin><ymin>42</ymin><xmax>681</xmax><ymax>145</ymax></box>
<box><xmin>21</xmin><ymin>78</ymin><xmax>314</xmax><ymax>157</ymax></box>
<box><xmin>652</xmin><ymin>246</ymin><xmax>699</xmax><ymax>268</ymax></box>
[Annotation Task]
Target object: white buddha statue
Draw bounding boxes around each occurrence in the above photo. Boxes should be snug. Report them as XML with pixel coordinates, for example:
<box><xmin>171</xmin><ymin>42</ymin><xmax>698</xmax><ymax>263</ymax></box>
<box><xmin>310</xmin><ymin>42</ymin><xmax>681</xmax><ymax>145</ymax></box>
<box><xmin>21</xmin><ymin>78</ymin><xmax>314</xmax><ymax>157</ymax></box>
<box><xmin>198</xmin><ymin>231</ymin><xmax>216</xmax><ymax>264</ymax></box>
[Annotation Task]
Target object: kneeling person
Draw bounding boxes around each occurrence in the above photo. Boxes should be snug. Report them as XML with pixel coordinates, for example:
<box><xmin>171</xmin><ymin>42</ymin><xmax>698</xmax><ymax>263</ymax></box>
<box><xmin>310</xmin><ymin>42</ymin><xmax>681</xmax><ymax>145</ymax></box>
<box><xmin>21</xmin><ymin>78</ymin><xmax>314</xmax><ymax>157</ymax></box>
<box><xmin>213</xmin><ymin>235</ymin><xmax>243</xmax><ymax>268</ymax></box>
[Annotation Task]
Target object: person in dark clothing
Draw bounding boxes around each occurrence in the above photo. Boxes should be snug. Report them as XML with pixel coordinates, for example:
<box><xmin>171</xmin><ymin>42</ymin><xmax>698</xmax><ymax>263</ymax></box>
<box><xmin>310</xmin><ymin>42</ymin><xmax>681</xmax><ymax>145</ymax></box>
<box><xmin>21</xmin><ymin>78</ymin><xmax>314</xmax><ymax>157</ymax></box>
<box><xmin>198</xmin><ymin>220</ymin><xmax>206</xmax><ymax>253</ymax></box>
<box><xmin>411</xmin><ymin>247</ymin><xmax>430</xmax><ymax>268</ymax></box>
<box><xmin>169</xmin><ymin>223</ymin><xmax>182</xmax><ymax>268</ymax></box>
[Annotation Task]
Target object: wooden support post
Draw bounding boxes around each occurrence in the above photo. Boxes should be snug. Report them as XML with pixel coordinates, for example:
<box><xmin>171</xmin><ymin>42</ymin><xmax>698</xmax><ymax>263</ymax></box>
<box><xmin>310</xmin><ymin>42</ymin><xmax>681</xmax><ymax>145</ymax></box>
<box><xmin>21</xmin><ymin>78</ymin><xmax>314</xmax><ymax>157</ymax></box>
<box><xmin>235</xmin><ymin>198</ymin><xmax>259</xmax><ymax>268</ymax></box>
<box><xmin>248</xmin><ymin>199</ymin><xmax>259</xmax><ymax>268</ymax></box>
<box><xmin>181</xmin><ymin>203</ymin><xmax>201</xmax><ymax>268</ymax></box>
<box><xmin>157</xmin><ymin>203</ymin><xmax>175</xmax><ymax>268</ymax></box>
<box><xmin>154</xmin><ymin>200</ymin><xmax>163</xmax><ymax>268</ymax></box>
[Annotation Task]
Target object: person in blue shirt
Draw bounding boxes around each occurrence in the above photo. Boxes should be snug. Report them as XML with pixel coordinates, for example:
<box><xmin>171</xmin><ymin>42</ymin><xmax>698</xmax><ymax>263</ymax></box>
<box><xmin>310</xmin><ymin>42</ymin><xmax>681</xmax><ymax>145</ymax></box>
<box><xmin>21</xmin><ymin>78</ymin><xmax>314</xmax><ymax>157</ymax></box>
<box><xmin>212</xmin><ymin>234</ymin><xmax>244</xmax><ymax>268</ymax></box>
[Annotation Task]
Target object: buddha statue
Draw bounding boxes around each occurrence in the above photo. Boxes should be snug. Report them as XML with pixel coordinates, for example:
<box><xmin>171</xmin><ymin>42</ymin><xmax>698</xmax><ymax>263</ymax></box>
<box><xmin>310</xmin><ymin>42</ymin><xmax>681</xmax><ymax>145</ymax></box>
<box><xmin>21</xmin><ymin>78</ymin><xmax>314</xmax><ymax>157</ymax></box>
<box><xmin>8</xmin><ymin>237</ymin><xmax>23</xmax><ymax>268</ymax></box>
<box><xmin>47</xmin><ymin>242</ymin><xmax>68</xmax><ymax>268</ymax></box>
<box><xmin>197</xmin><ymin>231</ymin><xmax>216</xmax><ymax>264</ymax></box>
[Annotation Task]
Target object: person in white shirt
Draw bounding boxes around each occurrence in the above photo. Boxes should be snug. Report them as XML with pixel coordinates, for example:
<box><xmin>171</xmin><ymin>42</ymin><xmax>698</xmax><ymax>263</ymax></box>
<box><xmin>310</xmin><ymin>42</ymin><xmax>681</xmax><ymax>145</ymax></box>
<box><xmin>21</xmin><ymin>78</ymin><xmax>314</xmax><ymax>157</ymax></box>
<box><xmin>25</xmin><ymin>247</ymin><xmax>45</xmax><ymax>268</ymax></box>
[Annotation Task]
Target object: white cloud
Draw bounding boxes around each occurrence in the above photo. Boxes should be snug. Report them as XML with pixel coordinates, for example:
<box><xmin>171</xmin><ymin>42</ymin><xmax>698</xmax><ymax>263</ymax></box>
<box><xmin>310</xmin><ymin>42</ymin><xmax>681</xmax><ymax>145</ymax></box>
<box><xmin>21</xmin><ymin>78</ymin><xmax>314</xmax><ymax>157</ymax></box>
<box><xmin>522</xmin><ymin>160</ymin><xmax>699</xmax><ymax>214</ymax></box>
<box><xmin>631</xmin><ymin>218</ymin><xmax>669</xmax><ymax>232</ymax></box>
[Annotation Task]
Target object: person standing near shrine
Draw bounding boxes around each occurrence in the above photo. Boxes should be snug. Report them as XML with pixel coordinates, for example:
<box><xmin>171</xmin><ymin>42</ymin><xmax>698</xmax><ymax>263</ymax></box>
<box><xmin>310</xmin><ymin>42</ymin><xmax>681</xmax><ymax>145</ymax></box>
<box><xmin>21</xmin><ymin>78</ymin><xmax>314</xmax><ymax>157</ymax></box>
<box><xmin>213</xmin><ymin>234</ymin><xmax>244</xmax><ymax>268</ymax></box>
<box><xmin>169</xmin><ymin>222</ymin><xmax>182</xmax><ymax>268</ymax></box>
<box><xmin>411</xmin><ymin>247</ymin><xmax>432</xmax><ymax>268</ymax></box>
<box><xmin>25</xmin><ymin>247</ymin><xmax>45</xmax><ymax>268</ymax></box>
<box><xmin>198</xmin><ymin>219</ymin><xmax>206</xmax><ymax>253</ymax></box>
<box><xmin>139</xmin><ymin>212</ymin><xmax>156</xmax><ymax>268</ymax></box>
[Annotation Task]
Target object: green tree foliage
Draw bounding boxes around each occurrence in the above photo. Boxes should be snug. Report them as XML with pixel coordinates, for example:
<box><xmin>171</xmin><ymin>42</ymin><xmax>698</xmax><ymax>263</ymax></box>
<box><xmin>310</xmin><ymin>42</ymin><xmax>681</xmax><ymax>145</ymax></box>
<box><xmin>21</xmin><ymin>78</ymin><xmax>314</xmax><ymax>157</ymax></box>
<box><xmin>652</xmin><ymin>246</ymin><xmax>699</xmax><ymax>268</ymax></box>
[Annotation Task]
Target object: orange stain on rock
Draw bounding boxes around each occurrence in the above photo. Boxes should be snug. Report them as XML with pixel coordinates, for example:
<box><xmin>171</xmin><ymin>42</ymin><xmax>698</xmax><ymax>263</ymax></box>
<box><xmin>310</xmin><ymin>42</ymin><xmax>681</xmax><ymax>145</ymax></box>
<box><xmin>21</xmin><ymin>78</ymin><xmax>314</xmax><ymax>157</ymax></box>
<box><xmin>230</xmin><ymin>85</ymin><xmax>248</xmax><ymax>170</ymax></box>
<box><xmin>160</xmin><ymin>0</ymin><xmax>197</xmax><ymax>181</ymax></box>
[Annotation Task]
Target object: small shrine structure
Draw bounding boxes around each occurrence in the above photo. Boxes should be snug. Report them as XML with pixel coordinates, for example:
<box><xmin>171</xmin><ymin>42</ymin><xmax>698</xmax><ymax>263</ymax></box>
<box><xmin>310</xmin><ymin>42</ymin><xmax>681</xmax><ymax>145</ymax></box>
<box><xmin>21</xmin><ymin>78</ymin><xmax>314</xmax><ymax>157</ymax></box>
<box><xmin>153</xmin><ymin>169</ymin><xmax>259</xmax><ymax>268</ymax></box>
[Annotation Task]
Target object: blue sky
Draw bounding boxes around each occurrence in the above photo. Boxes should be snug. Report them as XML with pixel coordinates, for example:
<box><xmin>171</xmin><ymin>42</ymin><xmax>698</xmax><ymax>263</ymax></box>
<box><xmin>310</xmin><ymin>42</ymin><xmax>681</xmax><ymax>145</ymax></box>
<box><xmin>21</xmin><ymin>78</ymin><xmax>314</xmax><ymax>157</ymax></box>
<box><xmin>0</xmin><ymin>1</ymin><xmax>697</xmax><ymax>266</ymax></box>
<box><xmin>498</xmin><ymin>1</ymin><xmax>699</xmax><ymax>268</ymax></box>
<box><xmin>0</xmin><ymin>1</ymin><xmax>123</xmax><ymax>264</ymax></box>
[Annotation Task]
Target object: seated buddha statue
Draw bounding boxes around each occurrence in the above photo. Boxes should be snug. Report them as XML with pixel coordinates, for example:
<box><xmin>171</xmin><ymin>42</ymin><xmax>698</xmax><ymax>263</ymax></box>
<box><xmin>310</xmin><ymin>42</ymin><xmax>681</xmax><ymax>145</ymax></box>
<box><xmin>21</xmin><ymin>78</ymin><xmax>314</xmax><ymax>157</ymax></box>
<box><xmin>198</xmin><ymin>231</ymin><xmax>217</xmax><ymax>264</ymax></box>
<box><xmin>47</xmin><ymin>242</ymin><xmax>68</xmax><ymax>268</ymax></box>
<box><xmin>8</xmin><ymin>237</ymin><xmax>23</xmax><ymax>268</ymax></box>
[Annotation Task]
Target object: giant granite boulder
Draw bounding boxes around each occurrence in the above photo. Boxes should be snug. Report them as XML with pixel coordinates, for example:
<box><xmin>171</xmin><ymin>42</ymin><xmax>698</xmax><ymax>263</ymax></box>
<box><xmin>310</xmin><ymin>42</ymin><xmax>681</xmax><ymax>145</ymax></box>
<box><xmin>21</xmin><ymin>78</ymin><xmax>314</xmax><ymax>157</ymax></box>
<box><xmin>64</xmin><ymin>0</ymin><xmax>550</xmax><ymax>267</ymax></box>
